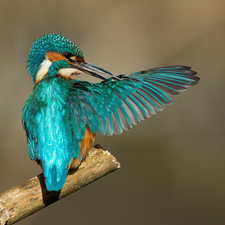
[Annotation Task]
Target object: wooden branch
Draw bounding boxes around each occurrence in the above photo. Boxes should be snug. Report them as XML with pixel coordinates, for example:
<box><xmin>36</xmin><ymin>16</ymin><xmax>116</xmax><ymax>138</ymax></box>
<box><xmin>0</xmin><ymin>147</ymin><xmax>120</xmax><ymax>225</ymax></box>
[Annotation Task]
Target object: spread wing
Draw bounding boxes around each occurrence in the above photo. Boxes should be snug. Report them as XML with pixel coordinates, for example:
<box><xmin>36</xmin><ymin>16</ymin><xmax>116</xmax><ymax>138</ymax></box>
<box><xmin>67</xmin><ymin>65</ymin><xmax>199</xmax><ymax>138</ymax></box>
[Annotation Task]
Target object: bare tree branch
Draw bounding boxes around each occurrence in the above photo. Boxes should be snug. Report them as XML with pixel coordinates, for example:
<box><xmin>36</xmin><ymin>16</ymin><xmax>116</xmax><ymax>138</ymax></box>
<box><xmin>0</xmin><ymin>147</ymin><xmax>120</xmax><ymax>225</ymax></box>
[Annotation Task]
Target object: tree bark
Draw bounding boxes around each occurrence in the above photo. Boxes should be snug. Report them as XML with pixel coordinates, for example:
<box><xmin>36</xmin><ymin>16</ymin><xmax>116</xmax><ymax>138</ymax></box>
<box><xmin>0</xmin><ymin>147</ymin><xmax>120</xmax><ymax>225</ymax></box>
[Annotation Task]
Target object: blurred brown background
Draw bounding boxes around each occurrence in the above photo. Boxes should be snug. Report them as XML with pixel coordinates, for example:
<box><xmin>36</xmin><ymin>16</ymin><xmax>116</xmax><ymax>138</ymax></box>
<box><xmin>0</xmin><ymin>0</ymin><xmax>225</xmax><ymax>224</ymax></box>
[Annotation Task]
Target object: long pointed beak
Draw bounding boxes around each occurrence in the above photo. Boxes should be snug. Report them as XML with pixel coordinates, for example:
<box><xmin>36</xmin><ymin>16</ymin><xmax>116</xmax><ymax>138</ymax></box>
<box><xmin>71</xmin><ymin>61</ymin><xmax>120</xmax><ymax>81</ymax></box>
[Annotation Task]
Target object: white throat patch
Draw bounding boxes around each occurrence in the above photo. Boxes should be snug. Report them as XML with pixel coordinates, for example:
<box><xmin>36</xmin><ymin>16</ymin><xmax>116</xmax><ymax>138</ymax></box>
<box><xmin>36</xmin><ymin>59</ymin><xmax>52</xmax><ymax>84</ymax></box>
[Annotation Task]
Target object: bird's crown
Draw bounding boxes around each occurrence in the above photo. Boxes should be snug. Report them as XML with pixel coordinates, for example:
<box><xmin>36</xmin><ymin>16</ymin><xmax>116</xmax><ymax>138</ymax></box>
<box><xmin>27</xmin><ymin>33</ymin><xmax>84</xmax><ymax>83</ymax></box>
<box><xmin>27</xmin><ymin>33</ymin><xmax>117</xmax><ymax>84</ymax></box>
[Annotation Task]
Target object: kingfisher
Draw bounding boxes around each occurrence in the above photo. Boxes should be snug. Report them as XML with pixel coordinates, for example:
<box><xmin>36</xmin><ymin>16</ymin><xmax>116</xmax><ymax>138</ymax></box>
<box><xmin>22</xmin><ymin>33</ymin><xmax>200</xmax><ymax>191</ymax></box>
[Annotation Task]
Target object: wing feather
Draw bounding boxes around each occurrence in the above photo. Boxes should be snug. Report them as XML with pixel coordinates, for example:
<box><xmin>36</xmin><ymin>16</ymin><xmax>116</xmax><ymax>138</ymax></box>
<box><xmin>67</xmin><ymin>65</ymin><xmax>199</xmax><ymax>137</ymax></box>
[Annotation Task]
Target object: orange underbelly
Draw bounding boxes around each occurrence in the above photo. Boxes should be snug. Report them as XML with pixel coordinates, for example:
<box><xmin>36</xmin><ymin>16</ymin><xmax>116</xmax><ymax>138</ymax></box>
<box><xmin>69</xmin><ymin>126</ymin><xmax>96</xmax><ymax>170</ymax></box>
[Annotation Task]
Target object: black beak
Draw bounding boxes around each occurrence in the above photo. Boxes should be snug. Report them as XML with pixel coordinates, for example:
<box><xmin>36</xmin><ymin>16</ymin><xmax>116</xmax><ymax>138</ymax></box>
<box><xmin>71</xmin><ymin>61</ymin><xmax>120</xmax><ymax>81</ymax></box>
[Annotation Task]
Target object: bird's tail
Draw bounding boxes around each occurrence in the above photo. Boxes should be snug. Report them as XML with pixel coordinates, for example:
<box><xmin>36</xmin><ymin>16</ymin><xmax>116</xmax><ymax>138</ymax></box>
<box><xmin>42</xmin><ymin>161</ymin><xmax>68</xmax><ymax>191</ymax></box>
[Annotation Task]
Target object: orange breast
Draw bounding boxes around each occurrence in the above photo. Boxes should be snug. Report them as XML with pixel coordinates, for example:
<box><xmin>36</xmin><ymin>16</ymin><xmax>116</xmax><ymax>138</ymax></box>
<box><xmin>79</xmin><ymin>126</ymin><xmax>96</xmax><ymax>159</ymax></box>
<box><xmin>68</xmin><ymin>126</ymin><xmax>96</xmax><ymax>170</ymax></box>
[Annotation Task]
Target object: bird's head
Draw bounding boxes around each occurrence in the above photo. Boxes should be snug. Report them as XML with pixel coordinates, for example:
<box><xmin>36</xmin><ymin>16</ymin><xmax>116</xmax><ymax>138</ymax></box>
<box><xmin>27</xmin><ymin>33</ymin><xmax>117</xmax><ymax>84</ymax></box>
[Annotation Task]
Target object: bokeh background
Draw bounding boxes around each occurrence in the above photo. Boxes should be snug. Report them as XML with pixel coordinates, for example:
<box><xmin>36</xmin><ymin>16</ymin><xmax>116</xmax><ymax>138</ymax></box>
<box><xmin>0</xmin><ymin>0</ymin><xmax>225</xmax><ymax>224</ymax></box>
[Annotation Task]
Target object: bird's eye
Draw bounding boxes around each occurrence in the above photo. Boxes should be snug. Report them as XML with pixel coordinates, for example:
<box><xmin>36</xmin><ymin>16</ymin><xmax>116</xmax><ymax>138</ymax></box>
<box><xmin>63</xmin><ymin>52</ymin><xmax>77</xmax><ymax>62</ymax></box>
<box><xmin>63</xmin><ymin>52</ymin><xmax>73</xmax><ymax>58</ymax></box>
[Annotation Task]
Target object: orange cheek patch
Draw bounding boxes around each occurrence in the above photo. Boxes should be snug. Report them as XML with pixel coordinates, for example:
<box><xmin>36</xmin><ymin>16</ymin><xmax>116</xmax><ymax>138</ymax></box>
<box><xmin>45</xmin><ymin>51</ymin><xmax>65</xmax><ymax>62</ymax></box>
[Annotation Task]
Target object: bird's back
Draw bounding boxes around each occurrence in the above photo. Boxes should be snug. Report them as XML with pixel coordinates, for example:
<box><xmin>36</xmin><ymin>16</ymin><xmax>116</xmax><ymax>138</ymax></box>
<box><xmin>22</xmin><ymin>78</ymin><xmax>80</xmax><ymax>191</ymax></box>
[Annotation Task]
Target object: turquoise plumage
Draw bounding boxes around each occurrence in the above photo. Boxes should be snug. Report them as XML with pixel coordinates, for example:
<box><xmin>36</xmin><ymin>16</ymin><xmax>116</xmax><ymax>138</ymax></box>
<box><xmin>22</xmin><ymin>34</ymin><xmax>199</xmax><ymax>191</ymax></box>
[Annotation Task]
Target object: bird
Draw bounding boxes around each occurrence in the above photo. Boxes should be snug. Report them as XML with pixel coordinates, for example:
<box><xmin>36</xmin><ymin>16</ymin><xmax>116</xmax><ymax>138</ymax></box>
<box><xmin>22</xmin><ymin>33</ymin><xmax>200</xmax><ymax>192</ymax></box>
